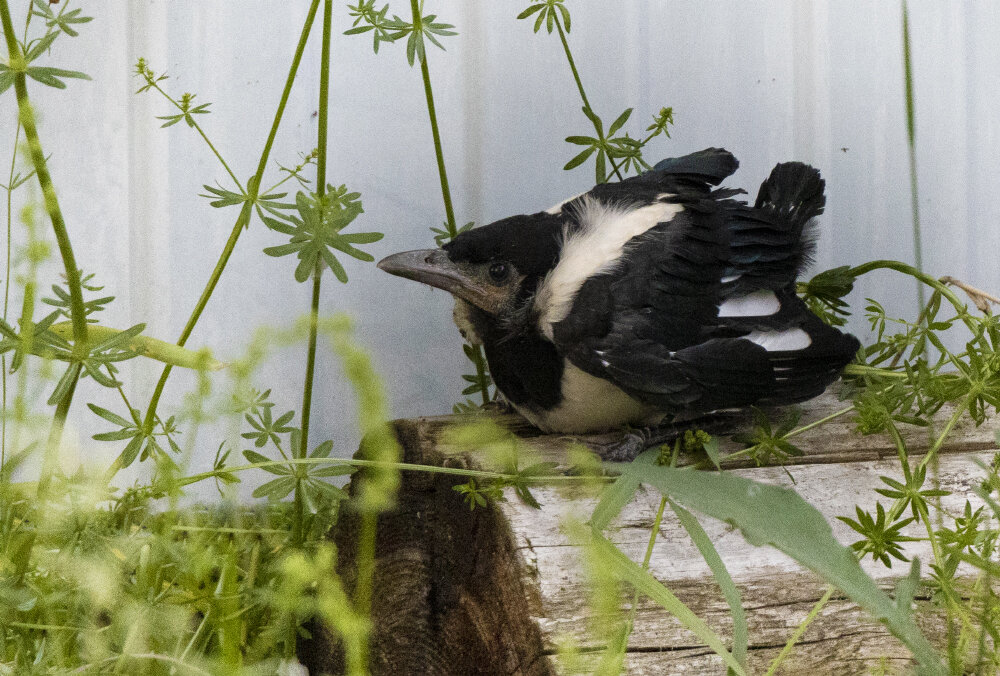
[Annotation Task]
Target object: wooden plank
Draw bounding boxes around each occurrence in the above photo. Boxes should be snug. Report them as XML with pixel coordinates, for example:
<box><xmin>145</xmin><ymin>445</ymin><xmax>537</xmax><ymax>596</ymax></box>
<box><xmin>303</xmin><ymin>391</ymin><xmax>1000</xmax><ymax>674</ymax></box>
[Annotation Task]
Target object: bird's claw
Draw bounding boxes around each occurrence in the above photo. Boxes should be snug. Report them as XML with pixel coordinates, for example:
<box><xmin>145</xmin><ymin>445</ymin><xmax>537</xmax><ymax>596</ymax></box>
<box><xmin>571</xmin><ymin>411</ymin><xmax>751</xmax><ymax>463</ymax></box>
<box><xmin>569</xmin><ymin>428</ymin><xmax>658</xmax><ymax>462</ymax></box>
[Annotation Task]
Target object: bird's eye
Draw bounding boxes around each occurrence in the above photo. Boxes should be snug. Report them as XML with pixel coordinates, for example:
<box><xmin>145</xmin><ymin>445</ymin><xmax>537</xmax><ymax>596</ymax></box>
<box><xmin>488</xmin><ymin>261</ymin><xmax>510</xmax><ymax>283</ymax></box>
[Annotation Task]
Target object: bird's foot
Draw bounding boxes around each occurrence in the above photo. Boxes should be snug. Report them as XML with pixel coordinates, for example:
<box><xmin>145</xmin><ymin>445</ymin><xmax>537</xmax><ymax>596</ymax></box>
<box><xmin>573</xmin><ymin>411</ymin><xmax>750</xmax><ymax>463</ymax></box>
<box><xmin>480</xmin><ymin>394</ymin><xmax>514</xmax><ymax>414</ymax></box>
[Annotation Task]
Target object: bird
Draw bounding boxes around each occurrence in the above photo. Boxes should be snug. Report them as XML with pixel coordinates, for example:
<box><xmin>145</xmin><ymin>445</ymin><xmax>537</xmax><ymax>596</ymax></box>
<box><xmin>378</xmin><ymin>148</ymin><xmax>860</xmax><ymax>457</ymax></box>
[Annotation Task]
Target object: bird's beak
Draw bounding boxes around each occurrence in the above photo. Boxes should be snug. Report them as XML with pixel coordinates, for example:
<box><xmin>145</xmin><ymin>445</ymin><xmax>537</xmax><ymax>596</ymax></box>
<box><xmin>377</xmin><ymin>249</ymin><xmax>503</xmax><ymax>314</ymax></box>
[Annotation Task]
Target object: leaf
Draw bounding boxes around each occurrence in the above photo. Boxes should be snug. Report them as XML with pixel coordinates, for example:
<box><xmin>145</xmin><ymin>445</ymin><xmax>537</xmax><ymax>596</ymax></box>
<box><xmin>589</xmin><ymin>530</ymin><xmax>746</xmax><ymax>675</ymax></box>
<box><xmin>92</xmin><ymin>429</ymin><xmax>139</xmax><ymax>442</ymax></box>
<box><xmin>253</xmin><ymin>476</ymin><xmax>297</xmax><ymax>500</ymax></box>
<box><xmin>48</xmin><ymin>361</ymin><xmax>81</xmax><ymax>405</ymax></box>
<box><xmin>306</xmin><ymin>478</ymin><xmax>349</xmax><ymax>504</ymax></box>
<box><xmin>116</xmin><ymin>434</ymin><xmax>145</xmax><ymax>470</ymax></box>
<box><xmin>242</xmin><ymin>449</ymin><xmax>291</xmax><ymax>475</ymax></box>
<box><xmin>263</xmin><ymin>242</ymin><xmax>302</xmax><ymax>258</ymax></box>
<box><xmin>669</xmin><ymin>499</ymin><xmax>748</xmax><ymax>670</ymax></box>
<box><xmin>703</xmin><ymin>436</ymin><xmax>722</xmax><ymax>470</ymax></box>
<box><xmin>607</xmin><ymin>108</ymin><xmax>633</xmax><ymax>137</ymax></box>
<box><xmin>516</xmin><ymin>4</ymin><xmax>545</xmax><ymax>20</ymax></box>
<box><xmin>557</xmin><ymin>2</ymin><xmax>571</xmax><ymax>32</ymax></box>
<box><xmin>514</xmin><ymin>482</ymin><xmax>541</xmax><ymax>509</ymax></box>
<box><xmin>87</xmin><ymin>403</ymin><xmax>132</xmax><ymax>428</ymax></box>
<box><xmin>24</xmin><ymin>31</ymin><xmax>58</xmax><ymax>62</ymax></box>
<box><xmin>310</xmin><ymin>440</ymin><xmax>334</xmax><ymax>458</ymax></box>
<box><xmin>25</xmin><ymin>66</ymin><xmax>90</xmax><ymax>89</ymax></box>
<box><xmin>312</xmin><ymin>463</ymin><xmax>355</xmax><ymax>478</ymax></box>
<box><xmin>595</xmin><ymin>148</ymin><xmax>606</xmax><ymax>184</ymax></box>
<box><xmin>520</xmin><ymin>461</ymin><xmax>559</xmax><ymax>477</ymax></box>
<box><xmin>563</xmin><ymin>146</ymin><xmax>596</xmax><ymax>171</ymax></box>
<box><xmin>590</xmin><ymin>472</ymin><xmax>641</xmax><ymax>530</ymax></box>
<box><xmin>613</xmin><ymin>456</ymin><xmax>945</xmax><ymax>674</ymax></box>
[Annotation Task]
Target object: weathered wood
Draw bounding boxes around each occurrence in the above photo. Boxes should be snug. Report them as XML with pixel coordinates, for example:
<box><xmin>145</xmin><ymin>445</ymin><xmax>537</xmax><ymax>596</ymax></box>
<box><xmin>298</xmin><ymin>419</ymin><xmax>553</xmax><ymax>676</ymax></box>
<box><xmin>302</xmin><ymin>392</ymin><xmax>1000</xmax><ymax>674</ymax></box>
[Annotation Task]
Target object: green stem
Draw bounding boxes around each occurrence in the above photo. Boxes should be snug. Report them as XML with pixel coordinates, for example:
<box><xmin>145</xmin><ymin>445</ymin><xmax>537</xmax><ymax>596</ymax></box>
<box><xmin>1</xmin><ymin>0</ymin><xmax>90</xmax><ymax>494</ymax></box>
<box><xmin>406</xmin><ymin>0</ymin><xmax>492</xmax><ymax>404</ymax></box>
<box><xmin>764</xmin><ymin>586</ymin><xmax>836</xmax><ymax>676</ymax></box>
<box><xmin>2</xmin><ymin>120</ymin><xmax>19</xmax><ymax>468</ymax></box>
<box><xmin>410</xmin><ymin>0</ymin><xmax>456</xmax><ymax>236</ymax></box>
<box><xmin>620</xmin><ymin>495</ymin><xmax>667</xmax><ymax>652</ymax></box>
<box><xmin>139</xmin><ymin>0</ymin><xmax>322</xmax><ymax>442</ymax></box>
<box><xmin>0</xmin><ymin>2</ymin><xmax>87</xmax><ymax>346</ymax></box>
<box><xmin>299</xmin><ymin>267</ymin><xmax>322</xmax><ymax>457</ymax></box>
<box><xmin>722</xmin><ymin>404</ymin><xmax>855</xmax><ymax>464</ymax></box>
<box><xmin>884</xmin><ymin>418</ymin><xmax>912</xmax><ymax>481</ymax></box>
<box><xmin>159</xmin><ymin>456</ymin><xmax>605</xmax><ymax>492</ymax></box>
<box><xmin>849</xmin><ymin>260</ymin><xmax>975</xmax><ymax>332</ymax></box>
<box><xmin>149</xmin><ymin>82</ymin><xmax>243</xmax><ymax>192</ymax></box>
<box><xmin>916</xmin><ymin>393</ymin><xmax>970</xmax><ymax>473</ymax></box>
<box><xmin>785</xmin><ymin>405</ymin><xmax>855</xmax><ymax>440</ymax></box>
<box><xmin>841</xmin><ymin>364</ymin><xmax>909</xmax><ymax>379</ymax></box>
<box><xmin>553</xmin><ymin>14</ymin><xmax>624</xmax><ymax>183</ymax></box>
<box><xmin>473</xmin><ymin>343</ymin><xmax>489</xmax><ymax>406</ymax></box>
<box><xmin>553</xmin><ymin>14</ymin><xmax>590</xmax><ymax>111</ymax></box>
<box><xmin>294</xmin><ymin>0</ymin><xmax>333</xmax><ymax>546</ymax></box>
<box><xmin>36</xmin><ymin>365</ymin><xmax>79</xmax><ymax>496</ymax></box>
<box><xmin>901</xmin><ymin>1</ymin><xmax>925</xmax><ymax>311</ymax></box>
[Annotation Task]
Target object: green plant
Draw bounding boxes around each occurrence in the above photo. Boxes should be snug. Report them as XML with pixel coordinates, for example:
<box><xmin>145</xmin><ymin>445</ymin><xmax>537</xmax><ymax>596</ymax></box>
<box><xmin>2</xmin><ymin>2</ymin><xmax>999</xmax><ymax>674</ymax></box>
<box><xmin>345</xmin><ymin>0</ymin><xmax>492</xmax><ymax>412</ymax></box>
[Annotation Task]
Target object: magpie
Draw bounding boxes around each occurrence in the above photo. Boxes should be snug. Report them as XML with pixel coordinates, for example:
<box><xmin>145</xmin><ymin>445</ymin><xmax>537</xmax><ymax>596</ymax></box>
<box><xmin>378</xmin><ymin>148</ymin><xmax>860</xmax><ymax>454</ymax></box>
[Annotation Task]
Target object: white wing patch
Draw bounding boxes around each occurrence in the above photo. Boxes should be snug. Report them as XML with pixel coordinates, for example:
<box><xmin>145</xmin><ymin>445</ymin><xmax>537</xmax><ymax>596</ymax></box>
<box><xmin>744</xmin><ymin>328</ymin><xmax>812</xmax><ymax>352</ymax></box>
<box><xmin>718</xmin><ymin>289</ymin><xmax>780</xmax><ymax>317</ymax></box>
<box><xmin>535</xmin><ymin>196</ymin><xmax>682</xmax><ymax>340</ymax></box>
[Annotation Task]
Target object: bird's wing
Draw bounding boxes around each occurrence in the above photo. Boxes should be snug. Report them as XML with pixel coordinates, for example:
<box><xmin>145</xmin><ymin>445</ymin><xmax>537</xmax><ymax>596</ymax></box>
<box><xmin>547</xmin><ymin>147</ymin><xmax>741</xmax><ymax>221</ymax></box>
<box><xmin>542</xmin><ymin>153</ymin><xmax>858</xmax><ymax>413</ymax></box>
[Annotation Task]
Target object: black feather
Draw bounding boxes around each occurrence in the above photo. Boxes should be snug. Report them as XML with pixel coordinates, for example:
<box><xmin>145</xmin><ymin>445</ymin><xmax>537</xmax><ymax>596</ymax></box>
<box><xmin>723</xmin><ymin>162</ymin><xmax>825</xmax><ymax>295</ymax></box>
<box><xmin>435</xmin><ymin>149</ymin><xmax>858</xmax><ymax>433</ymax></box>
<box><xmin>652</xmin><ymin>147</ymin><xmax>740</xmax><ymax>186</ymax></box>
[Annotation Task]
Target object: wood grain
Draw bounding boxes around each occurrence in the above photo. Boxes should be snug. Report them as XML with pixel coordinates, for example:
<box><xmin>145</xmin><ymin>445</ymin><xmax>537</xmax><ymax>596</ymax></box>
<box><xmin>302</xmin><ymin>392</ymin><xmax>1000</xmax><ymax>674</ymax></box>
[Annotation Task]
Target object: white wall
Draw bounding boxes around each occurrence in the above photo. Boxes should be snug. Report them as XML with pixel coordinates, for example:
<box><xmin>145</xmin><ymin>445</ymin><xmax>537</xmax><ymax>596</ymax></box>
<box><xmin>1</xmin><ymin>1</ymin><xmax>997</xmax><ymax>491</ymax></box>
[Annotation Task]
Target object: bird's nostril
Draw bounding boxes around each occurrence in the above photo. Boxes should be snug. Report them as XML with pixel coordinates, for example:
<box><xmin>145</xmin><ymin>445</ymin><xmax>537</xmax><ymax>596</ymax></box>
<box><xmin>425</xmin><ymin>253</ymin><xmax>434</xmax><ymax>264</ymax></box>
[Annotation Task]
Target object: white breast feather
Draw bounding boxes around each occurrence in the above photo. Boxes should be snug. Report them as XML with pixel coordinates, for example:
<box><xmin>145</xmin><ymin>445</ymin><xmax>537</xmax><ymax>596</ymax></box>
<box><xmin>535</xmin><ymin>196</ymin><xmax>682</xmax><ymax>340</ymax></box>
<box><xmin>515</xmin><ymin>362</ymin><xmax>662</xmax><ymax>434</ymax></box>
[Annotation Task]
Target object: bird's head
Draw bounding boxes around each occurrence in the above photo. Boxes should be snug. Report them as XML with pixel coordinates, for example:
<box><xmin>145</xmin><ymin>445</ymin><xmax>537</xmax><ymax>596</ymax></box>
<box><xmin>377</xmin><ymin>212</ymin><xmax>564</xmax><ymax>338</ymax></box>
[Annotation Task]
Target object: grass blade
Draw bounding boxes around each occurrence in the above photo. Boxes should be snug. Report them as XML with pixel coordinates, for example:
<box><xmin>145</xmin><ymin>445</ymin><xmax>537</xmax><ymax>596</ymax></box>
<box><xmin>589</xmin><ymin>529</ymin><xmax>746</xmax><ymax>676</ymax></box>
<box><xmin>615</xmin><ymin>456</ymin><xmax>944</xmax><ymax>674</ymax></box>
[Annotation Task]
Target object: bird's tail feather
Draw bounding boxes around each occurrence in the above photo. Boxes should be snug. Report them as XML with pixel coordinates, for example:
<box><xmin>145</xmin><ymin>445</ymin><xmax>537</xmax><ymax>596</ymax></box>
<box><xmin>723</xmin><ymin>162</ymin><xmax>825</xmax><ymax>294</ymax></box>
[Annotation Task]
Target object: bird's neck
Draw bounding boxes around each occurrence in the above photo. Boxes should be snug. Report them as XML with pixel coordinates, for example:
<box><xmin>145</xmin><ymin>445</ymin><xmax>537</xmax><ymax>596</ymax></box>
<box><xmin>451</xmin><ymin>299</ymin><xmax>491</xmax><ymax>346</ymax></box>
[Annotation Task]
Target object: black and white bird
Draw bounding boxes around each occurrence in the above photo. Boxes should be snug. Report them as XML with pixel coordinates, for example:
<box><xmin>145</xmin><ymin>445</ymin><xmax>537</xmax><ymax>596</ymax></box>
<box><xmin>378</xmin><ymin>148</ymin><xmax>860</xmax><ymax>451</ymax></box>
